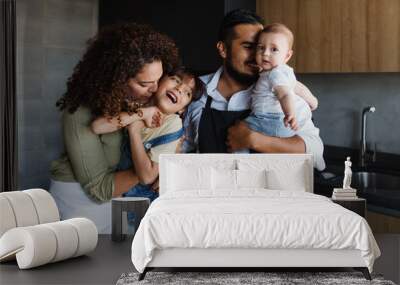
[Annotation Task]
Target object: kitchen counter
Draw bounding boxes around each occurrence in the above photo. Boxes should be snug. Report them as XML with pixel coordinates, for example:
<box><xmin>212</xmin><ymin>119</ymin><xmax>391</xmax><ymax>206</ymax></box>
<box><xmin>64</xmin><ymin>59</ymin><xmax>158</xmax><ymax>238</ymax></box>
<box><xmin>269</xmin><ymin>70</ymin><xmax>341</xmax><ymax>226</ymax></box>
<box><xmin>316</xmin><ymin>145</ymin><xmax>400</xmax><ymax>219</ymax></box>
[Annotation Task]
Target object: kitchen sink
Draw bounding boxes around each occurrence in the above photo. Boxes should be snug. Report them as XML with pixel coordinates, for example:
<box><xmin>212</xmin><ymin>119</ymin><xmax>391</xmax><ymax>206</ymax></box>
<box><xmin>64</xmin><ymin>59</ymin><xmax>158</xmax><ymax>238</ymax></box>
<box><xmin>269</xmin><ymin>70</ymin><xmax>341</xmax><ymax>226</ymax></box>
<box><xmin>315</xmin><ymin>170</ymin><xmax>400</xmax><ymax>213</ymax></box>
<box><xmin>352</xmin><ymin>172</ymin><xmax>400</xmax><ymax>191</ymax></box>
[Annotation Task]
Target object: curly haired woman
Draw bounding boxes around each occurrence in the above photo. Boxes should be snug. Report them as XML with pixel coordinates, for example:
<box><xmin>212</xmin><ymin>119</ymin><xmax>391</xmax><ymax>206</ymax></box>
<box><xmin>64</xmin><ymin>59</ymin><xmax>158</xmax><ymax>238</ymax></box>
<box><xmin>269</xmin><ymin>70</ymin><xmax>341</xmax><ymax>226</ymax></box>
<box><xmin>49</xmin><ymin>23</ymin><xmax>179</xmax><ymax>233</ymax></box>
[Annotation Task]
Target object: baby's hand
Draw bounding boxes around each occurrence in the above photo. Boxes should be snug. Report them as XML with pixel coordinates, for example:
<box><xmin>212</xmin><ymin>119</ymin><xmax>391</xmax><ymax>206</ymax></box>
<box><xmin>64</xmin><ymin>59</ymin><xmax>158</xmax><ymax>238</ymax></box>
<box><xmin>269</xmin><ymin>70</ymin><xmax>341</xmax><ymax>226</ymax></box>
<box><xmin>137</xmin><ymin>106</ymin><xmax>162</xmax><ymax>128</ymax></box>
<box><xmin>284</xmin><ymin>114</ymin><xmax>298</xmax><ymax>131</ymax></box>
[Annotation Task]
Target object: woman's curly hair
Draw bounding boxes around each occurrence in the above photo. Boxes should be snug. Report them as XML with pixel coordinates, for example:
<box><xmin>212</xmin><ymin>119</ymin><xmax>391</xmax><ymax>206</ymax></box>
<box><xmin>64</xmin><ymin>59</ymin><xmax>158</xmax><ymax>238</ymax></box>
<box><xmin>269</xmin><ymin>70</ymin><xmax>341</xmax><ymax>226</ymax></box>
<box><xmin>56</xmin><ymin>23</ymin><xmax>180</xmax><ymax>117</ymax></box>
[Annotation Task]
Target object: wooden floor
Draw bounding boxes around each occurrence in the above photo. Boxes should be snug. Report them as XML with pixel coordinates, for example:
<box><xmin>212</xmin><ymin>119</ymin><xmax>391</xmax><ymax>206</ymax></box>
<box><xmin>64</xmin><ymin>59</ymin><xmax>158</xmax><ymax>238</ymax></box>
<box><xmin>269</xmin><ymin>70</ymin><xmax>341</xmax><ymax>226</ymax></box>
<box><xmin>1</xmin><ymin>234</ymin><xmax>399</xmax><ymax>285</ymax></box>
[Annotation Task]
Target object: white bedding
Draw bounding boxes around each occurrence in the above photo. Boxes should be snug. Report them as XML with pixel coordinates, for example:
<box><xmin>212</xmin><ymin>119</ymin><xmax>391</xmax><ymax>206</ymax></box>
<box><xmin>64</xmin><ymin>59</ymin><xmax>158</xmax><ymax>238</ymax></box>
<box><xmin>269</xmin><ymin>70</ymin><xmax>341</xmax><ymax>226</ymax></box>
<box><xmin>131</xmin><ymin>190</ymin><xmax>380</xmax><ymax>273</ymax></box>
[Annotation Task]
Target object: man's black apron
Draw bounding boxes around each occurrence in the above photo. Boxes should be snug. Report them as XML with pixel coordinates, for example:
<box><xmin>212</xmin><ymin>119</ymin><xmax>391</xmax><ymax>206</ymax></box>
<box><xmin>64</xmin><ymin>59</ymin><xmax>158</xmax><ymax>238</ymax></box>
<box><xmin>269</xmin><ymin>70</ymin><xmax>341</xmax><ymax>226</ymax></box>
<box><xmin>198</xmin><ymin>95</ymin><xmax>250</xmax><ymax>153</ymax></box>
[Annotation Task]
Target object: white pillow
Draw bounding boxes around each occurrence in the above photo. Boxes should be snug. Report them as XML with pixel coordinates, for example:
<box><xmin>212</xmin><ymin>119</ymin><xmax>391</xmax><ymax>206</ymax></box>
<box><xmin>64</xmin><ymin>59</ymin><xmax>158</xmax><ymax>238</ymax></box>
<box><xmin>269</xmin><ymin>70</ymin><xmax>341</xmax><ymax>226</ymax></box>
<box><xmin>238</xmin><ymin>159</ymin><xmax>308</xmax><ymax>192</ymax></box>
<box><xmin>211</xmin><ymin>169</ymin><xmax>268</xmax><ymax>190</ymax></box>
<box><xmin>236</xmin><ymin>169</ymin><xmax>267</xmax><ymax>189</ymax></box>
<box><xmin>167</xmin><ymin>162</ymin><xmax>212</xmax><ymax>191</ymax></box>
<box><xmin>211</xmin><ymin>168</ymin><xmax>237</xmax><ymax>190</ymax></box>
<box><xmin>266</xmin><ymin>166</ymin><xmax>307</xmax><ymax>191</ymax></box>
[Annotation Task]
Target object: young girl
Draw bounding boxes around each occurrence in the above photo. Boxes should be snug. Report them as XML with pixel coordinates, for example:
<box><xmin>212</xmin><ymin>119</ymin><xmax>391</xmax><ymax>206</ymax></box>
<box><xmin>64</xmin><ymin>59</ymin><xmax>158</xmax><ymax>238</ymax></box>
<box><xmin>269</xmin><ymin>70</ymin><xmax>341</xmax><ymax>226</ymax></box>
<box><xmin>91</xmin><ymin>67</ymin><xmax>201</xmax><ymax>202</ymax></box>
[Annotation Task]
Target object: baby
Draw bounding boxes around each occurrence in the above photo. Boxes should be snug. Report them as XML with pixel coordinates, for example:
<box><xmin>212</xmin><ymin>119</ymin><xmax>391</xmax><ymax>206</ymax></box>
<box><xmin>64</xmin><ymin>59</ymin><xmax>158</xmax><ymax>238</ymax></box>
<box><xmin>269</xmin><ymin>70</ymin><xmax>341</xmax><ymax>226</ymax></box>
<box><xmin>244</xmin><ymin>23</ymin><xmax>317</xmax><ymax>140</ymax></box>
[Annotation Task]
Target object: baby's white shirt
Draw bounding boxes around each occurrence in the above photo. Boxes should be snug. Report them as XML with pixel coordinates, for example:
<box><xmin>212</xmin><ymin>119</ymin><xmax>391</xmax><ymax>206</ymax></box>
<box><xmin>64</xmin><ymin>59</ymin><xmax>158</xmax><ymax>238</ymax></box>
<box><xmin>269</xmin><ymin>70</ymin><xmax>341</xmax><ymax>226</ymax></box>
<box><xmin>251</xmin><ymin>64</ymin><xmax>312</xmax><ymax>130</ymax></box>
<box><xmin>251</xmin><ymin>64</ymin><xmax>297</xmax><ymax>114</ymax></box>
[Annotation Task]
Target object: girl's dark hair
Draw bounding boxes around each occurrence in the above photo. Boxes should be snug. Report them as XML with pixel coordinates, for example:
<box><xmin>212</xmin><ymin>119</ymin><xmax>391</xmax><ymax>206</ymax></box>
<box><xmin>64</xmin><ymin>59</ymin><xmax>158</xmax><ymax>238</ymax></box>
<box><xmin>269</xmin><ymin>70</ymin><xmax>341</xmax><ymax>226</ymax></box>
<box><xmin>56</xmin><ymin>23</ymin><xmax>180</xmax><ymax>117</ymax></box>
<box><xmin>172</xmin><ymin>66</ymin><xmax>204</xmax><ymax>102</ymax></box>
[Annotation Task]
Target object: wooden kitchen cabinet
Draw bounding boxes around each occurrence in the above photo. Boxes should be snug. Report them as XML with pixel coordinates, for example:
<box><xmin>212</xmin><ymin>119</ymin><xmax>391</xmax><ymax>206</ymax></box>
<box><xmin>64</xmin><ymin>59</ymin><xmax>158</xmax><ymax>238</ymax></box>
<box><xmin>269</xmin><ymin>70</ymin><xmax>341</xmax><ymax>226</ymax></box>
<box><xmin>256</xmin><ymin>0</ymin><xmax>400</xmax><ymax>72</ymax></box>
<box><xmin>367</xmin><ymin>210</ymin><xmax>400</xmax><ymax>233</ymax></box>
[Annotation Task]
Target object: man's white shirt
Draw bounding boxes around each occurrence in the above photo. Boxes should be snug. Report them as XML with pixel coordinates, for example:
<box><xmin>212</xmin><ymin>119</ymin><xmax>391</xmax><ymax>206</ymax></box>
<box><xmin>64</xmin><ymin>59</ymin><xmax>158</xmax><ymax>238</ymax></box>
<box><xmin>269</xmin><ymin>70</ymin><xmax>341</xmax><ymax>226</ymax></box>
<box><xmin>182</xmin><ymin>66</ymin><xmax>326</xmax><ymax>171</ymax></box>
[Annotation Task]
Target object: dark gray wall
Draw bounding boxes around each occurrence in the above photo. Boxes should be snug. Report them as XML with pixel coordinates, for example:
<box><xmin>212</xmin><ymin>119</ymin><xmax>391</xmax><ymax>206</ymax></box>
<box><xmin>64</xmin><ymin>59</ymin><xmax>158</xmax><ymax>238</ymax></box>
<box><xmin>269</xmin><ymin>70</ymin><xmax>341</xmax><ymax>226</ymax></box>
<box><xmin>16</xmin><ymin>0</ymin><xmax>98</xmax><ymax>189</ymax></box>
<box><xmin>224</xmin><ymin>0</ymin><xmax>256</xmax><ymax>14</ymax></box>
<box><xmin>298</xmin><ymin>73</ymin><xmax>400</xmax><ymax>155</ymax></box>
<box><xmin>100</xmin><ymin>0</ymin><xmax>259</xmax><ymax>74</ymax></box>
<box><xmin>99</xmin><ymin>0</ymin><xmax>225</xmax><ymax>74</ymax></box>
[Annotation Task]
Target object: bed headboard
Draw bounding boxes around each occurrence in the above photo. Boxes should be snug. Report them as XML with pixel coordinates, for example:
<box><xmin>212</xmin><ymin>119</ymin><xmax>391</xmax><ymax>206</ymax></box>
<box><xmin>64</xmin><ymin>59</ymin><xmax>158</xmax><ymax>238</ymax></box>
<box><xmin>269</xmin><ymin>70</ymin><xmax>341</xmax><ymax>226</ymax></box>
<box><xmin>159</xmin><ymin>154</ymin><xmax>314</xmax><ymax>195</ymax></box>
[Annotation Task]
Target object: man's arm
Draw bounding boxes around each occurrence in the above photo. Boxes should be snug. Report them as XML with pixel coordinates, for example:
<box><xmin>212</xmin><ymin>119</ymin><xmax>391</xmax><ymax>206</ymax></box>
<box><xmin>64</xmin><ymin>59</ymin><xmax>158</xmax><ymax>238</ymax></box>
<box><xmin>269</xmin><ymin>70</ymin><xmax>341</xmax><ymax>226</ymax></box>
<box><xmin>227</xmin><ymin>121</ymin><xmax>326</xmax><ymax>170</ymax></box>
<box><xmin>226</xmin><ymin>121</ymin><xmax>305</xmax><ymax>153</ymax></box>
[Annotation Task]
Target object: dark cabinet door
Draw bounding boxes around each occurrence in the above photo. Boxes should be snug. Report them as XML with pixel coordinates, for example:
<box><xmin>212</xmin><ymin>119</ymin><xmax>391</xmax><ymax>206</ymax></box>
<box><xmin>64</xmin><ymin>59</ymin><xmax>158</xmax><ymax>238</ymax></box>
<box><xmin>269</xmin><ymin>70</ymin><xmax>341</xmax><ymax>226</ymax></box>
<box><xmin>99</xmin><ymin>0</ymin><xmax>227</xmax><ymax>75</ymax></box>
<box><xmin>332</xmin><ymin>199</ymin><xmax>366</xmax><ymax>218</ymax></box>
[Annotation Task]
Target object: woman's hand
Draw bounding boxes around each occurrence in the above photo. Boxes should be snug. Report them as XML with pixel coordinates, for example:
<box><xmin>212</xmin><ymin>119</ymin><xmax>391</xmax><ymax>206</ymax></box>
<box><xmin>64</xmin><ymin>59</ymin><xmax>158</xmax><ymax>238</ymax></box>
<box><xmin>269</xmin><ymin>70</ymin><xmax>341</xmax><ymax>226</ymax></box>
<box><xmin>137</xmin><ymin>106</ymin><xmax>163</xmax><ymax>128</ymax></box>
<box><xmin>151</xmin><ymin>179</ymin><xmax>159</xmax><ymax>193</ymax></box>
<box><xmin>118</xmin><ymin>112</ymin><xmax>138</xmax><ymax>127</ymax></box>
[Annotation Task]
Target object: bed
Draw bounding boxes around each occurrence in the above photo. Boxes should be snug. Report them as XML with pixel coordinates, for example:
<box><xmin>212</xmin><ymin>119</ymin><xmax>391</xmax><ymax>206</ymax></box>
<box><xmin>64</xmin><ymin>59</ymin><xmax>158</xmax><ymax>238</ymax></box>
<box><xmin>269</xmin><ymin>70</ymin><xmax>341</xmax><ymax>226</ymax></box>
<box><xmin>131</xmin><ymin>154</ymin><xmax>380</xmax><ymax>280</ymax></box>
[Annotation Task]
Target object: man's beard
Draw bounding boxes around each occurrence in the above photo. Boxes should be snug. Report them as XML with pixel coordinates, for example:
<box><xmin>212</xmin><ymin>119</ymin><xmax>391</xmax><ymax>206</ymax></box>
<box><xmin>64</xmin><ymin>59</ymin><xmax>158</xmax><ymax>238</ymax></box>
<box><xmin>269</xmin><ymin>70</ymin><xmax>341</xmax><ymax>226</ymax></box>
<box><xmin>225</xmin><ymin>52</ymin><xmax>259</xmax><ymax>87</ymax></box>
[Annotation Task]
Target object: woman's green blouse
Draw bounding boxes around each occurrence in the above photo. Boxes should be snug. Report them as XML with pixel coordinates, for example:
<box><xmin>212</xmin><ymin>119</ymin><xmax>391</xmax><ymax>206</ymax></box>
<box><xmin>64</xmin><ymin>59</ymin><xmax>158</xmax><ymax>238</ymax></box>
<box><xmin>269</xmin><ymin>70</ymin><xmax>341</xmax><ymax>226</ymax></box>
<box><xmin>50</xmin><ymin>107</ymin><xmax>122</xmax><ymax>202</ymax></box>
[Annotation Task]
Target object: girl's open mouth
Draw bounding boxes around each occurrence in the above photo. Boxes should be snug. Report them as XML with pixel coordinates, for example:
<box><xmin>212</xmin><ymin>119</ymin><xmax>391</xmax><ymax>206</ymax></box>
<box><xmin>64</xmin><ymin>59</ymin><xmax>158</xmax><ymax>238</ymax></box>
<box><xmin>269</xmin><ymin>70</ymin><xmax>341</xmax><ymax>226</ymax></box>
<box><xmin>166</xmin><ymin>91</ymin><xmax>178</xmax><ymax>104</ymax></box>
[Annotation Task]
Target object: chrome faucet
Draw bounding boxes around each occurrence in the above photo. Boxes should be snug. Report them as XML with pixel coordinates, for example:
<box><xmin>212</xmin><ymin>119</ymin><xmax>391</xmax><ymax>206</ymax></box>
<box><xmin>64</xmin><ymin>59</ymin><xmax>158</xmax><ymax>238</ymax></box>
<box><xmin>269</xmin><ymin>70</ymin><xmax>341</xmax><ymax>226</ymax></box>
<box><xmin>360</xmin><ymin>106</ymin><xmax>376</xmax><ymax>168</ymax></box>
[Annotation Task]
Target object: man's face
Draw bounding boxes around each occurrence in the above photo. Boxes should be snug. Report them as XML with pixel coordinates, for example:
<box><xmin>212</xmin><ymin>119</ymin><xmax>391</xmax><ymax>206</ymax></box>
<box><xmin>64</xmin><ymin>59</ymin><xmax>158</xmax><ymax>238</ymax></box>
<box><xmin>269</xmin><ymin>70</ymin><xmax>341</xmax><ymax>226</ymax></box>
<box><xmin>224</xmin><ymin>24</ymin><xmax>264</xmax><ymax>85</ymax></box>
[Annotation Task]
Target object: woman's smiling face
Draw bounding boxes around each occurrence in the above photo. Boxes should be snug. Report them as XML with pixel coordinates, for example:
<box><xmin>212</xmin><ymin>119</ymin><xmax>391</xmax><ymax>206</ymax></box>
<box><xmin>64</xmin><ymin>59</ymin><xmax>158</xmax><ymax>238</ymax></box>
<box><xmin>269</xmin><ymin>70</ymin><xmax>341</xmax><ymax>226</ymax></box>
<box><xmin>155</xmin><ymin>73</ymin><xmax>196</xmax><ymax>115</ymax></box>
<box><xmin>126</xmin><ymin>60</ymin><xmax>163</xmax><ymax>104</ymax></box>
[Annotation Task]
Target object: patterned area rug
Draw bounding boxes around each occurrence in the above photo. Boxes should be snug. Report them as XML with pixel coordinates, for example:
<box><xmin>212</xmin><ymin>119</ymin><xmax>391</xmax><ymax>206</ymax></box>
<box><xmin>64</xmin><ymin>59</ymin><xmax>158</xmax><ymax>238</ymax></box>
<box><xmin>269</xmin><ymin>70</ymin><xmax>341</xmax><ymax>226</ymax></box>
<box><xmin>116</xmin><ymin>271</ymin><xmax>396</xmax><ymax>285</ymax></box>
